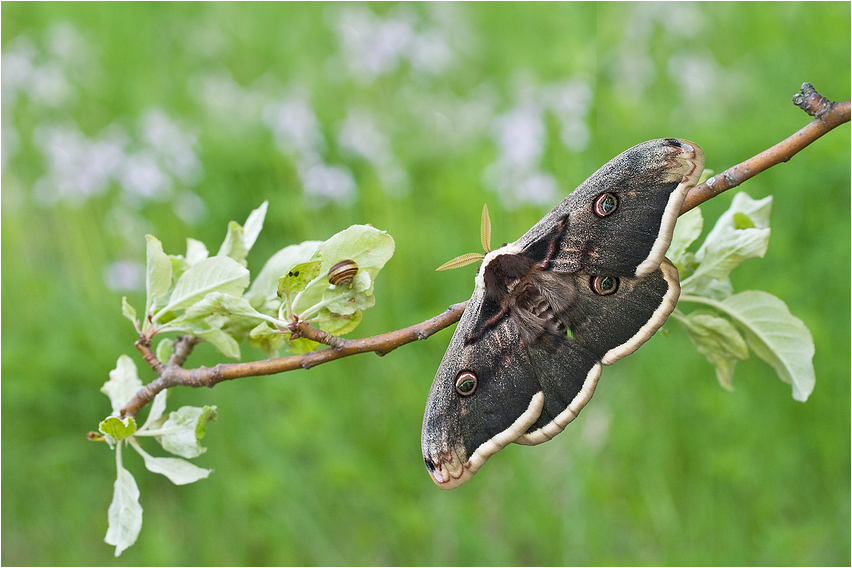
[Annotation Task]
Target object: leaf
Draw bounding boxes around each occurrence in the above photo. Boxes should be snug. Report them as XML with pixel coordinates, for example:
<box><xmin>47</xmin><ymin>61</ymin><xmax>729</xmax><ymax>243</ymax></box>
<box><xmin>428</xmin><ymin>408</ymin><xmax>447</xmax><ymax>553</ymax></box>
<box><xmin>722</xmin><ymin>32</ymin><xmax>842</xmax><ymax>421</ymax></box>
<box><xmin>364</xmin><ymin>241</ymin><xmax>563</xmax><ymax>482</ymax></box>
<box><xmin>141</xmin><ymin>390</ymin><xmax>168</xmax><ymax>431</ymax></box>
<box><xmin>141</xmin><ymin>454</ymin><xmax>212</xmax><ymax>485</ymax></box>
<box><xmin>316</xmin><ymin>307</ymin><xmax>363</xmax><ymax>336</ymax></box>
<box><xmin>161</xmin><ymin>256</ymin><xmax>250</xmax><ymax>315</ymax></box>
<box><xmin>732</xmin><ymin>212</ymin><xmax>755</xmax><ymax>230</ymax></box>
<box><xmin>105</xmin><ymin>462</ymin><xmax>143</xmax><ymax>557</ymax></box>
<box><xmin>277</xmin><ymin>260</ymin><xmax>322</xmax><ymax>298</ymax></box>
<box><xmin>286</xmin><ymin>335</ymin><xmax>321</xmax><ymax>354</ymax></box>
<box><xmin>99</xmin><ymin>415</ymin><xmax>138</xmax><ymax>443</ymax></box>
<box><xmin>241</xmin><ymin>201</ymin><xmax>268</xmax><ymax>252</ymax></box>
<box><xmin>194</xmin><ymin>326</ymin><xmax>241</xmax><ymax>360</ymax></box>
<box><xmin>249</xmin><ymin>321</ymin><xmax>282</xmax><ymax>341</ymax></box>
<box><xmin>154</xmin><ymin>405</ymin><xmax>218</xmax><ymax>458</ymax></box>
<box><xmin>668</xmin><ymin>207</ymin><xmax>703</xmax><ymax>274</ymax></box>
<box><xmin>217</xmin><ymin>221</ymin><xmax>249</xmax><ymax>265</ymax></box>
<box><xmin>436</xmin><ymin>252</ymin><xmax>485</xmax><ymax>271</ymax></box>
<box><xmin>121</xmin><ymin>297</ymin><xmax>137</xmax><ymax>325</ymax></box>
<box><xmin>681</xmin><ymin>193</ymin><xmax>772</xmax><ymax>299</ymax></box>
<box><xmin>721</xmin><ymin>291</ymin><xmax>815</xmax><ymax>402</ymax></box>
<box><xmin>145</xmin><ymin>235</ymin><xmax>172</xmax><ymax>310</ymax></box>
<box><xmin>131</xmin><ymin>440</ymin><xmax>211</xmax><ymax>485</ymax></box>
<box><xmin>247</xmin><ymin>321</ymin><xmax>287</xmax><ymax>357</ymax></box>
<box><xmin>216</xmin><ymin>202</ymin><xmax>268</xmax><ymax>264</ymax></box>
<box><xmin>246</xmin><ymin>240</ymin><xmax>322</xmax><ymax>303</ymax></box>
<box><xmin>168</xmin><ymin>254</ymin><xmax>191</xmax><ymax>285</ymax></box>
<box><xmin>102</xmin><ymin>355</ymin><xmax>143</xmax><ymax>414</ymax></box>
<box><xmin>185</xmin><ymin>238</ymin><xmax>209</xmax><ymax>266</ymax></box>
<box><xmin>677</xmin><ymin>310</ymin><xmax>749</xmax><ymax>391</ymax></box>
<box><xmin>155</xmin><ymin>338</ymin><xmax>174</xmax><ymax>364</ymax></box>
<box><xmin>180</xmin><ymin>292</ymin><xmax>267</xmax><ymax>322</ymax></box>
<box><xmin>318</xmin><ymin>224</ymin><xmax>395</xmax><ymax>281</ymax></box>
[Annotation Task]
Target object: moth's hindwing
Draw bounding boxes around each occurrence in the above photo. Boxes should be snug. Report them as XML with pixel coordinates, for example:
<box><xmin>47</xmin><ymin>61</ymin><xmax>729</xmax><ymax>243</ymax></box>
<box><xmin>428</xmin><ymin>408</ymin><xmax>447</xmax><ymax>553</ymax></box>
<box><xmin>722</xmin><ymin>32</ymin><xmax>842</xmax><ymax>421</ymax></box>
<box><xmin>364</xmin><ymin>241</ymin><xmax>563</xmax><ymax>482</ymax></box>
<box><xmin>568</xmin><ymin>259</ymin><xmax>680</xmax><ymax>365</ymax></box>
<box><xmin>422</xmin><ymin>139</ymin><xmax>703</xmax><ymax>489</ymax></box>
<box><xmin>516</xmin><ymin>259</ymin><xmax>680</xmax><ymax>446</ymax></box>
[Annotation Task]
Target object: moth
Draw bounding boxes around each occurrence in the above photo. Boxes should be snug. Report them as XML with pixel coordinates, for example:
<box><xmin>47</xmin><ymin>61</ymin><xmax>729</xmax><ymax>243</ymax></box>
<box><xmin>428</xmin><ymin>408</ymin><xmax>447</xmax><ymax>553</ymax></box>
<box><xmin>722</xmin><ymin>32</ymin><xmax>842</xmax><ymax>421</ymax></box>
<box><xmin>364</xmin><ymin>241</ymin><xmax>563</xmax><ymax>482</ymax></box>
<box><xmin>422</xmin><ymin>138</ymin><xmax>704</xmax><ymax>489</ymax></box>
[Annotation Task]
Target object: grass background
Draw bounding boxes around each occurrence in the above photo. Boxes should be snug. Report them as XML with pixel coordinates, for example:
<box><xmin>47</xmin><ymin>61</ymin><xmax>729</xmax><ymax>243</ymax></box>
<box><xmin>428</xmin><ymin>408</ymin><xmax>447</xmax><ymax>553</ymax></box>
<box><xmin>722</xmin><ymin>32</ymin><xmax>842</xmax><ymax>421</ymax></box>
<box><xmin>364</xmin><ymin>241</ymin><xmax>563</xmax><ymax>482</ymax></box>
<box><xmin>2</xmin><ymin>3</ymin><xmax>849</xmax><ymax>565</ymax></box>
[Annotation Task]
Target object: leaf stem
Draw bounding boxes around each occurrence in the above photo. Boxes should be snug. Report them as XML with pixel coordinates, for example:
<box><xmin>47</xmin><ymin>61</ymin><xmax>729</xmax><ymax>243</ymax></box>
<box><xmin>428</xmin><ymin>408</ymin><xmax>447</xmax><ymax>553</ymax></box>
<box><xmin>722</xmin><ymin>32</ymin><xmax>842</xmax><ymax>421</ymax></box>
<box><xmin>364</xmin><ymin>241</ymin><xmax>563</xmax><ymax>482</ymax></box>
<box><xmin>291</xmin><ymin>272</ymin><xmax>328</xmax><ymax>315</ymax></box>
<box><xmin>678</xmin><ymin>295</ymin><xmax>753</xmax><ymax>340</ymax></box>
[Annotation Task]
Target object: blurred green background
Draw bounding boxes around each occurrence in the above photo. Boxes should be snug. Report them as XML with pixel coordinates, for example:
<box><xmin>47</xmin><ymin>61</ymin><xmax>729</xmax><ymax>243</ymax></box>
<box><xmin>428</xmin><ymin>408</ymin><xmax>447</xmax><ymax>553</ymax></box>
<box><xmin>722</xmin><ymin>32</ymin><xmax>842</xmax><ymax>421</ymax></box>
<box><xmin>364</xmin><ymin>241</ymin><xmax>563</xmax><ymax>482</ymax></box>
<box><xmin>2</xmin><ymin>2</ymin><xmax>849</xmax><ymax>565</ymax></box>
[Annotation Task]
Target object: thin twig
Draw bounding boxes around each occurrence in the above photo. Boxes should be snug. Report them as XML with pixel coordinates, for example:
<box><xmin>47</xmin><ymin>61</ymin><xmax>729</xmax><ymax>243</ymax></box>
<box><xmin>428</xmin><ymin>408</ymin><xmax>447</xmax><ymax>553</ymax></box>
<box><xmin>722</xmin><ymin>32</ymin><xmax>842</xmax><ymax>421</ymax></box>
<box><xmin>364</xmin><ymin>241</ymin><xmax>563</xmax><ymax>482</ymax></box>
<box><xmin>681</xmin><ymin>83</ymin><xmax>849</xmax><ymax>214</ymax></box>
<box><xmin>116</xmin><ymin>82</ymin><xmax>849</xmax><ymax>420</ymax></box>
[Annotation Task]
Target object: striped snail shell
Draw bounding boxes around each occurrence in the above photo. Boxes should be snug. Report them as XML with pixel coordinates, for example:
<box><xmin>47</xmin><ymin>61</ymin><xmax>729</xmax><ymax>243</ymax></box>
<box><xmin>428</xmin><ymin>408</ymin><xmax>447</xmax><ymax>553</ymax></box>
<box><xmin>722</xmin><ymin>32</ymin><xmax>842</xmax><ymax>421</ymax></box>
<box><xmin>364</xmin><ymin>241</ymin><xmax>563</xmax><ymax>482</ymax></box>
<box><xmin>328</xmin><ymin>259</ymin><xmax>358</xmax><ymax>287</ymax></box>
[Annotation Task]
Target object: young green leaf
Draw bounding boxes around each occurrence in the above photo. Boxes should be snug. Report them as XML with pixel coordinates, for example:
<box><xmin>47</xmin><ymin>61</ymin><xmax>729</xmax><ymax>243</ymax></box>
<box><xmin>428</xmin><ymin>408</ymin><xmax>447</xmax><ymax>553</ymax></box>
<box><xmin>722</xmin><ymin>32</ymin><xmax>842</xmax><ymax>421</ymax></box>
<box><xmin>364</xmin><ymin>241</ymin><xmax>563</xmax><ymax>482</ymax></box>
<box><xmin>145</xmin><ymin>235</ymin><xmax>173</xmax><ymax>312</ymax></box>
<box><xmin>668</xmin><ymin>207</ymin><xmax>703</xmax><ymax>274</ymax></box>
<box><xmin>241</xmin><ymin>200</ymin><xmax>268</xmax><ymax>253</ymax></box>
<box><xmin>217</xmin><ymin>221</ymin><xmax>249</xmax><ymax>265</ymax></box>
<box><xmin>675</xmin><ymin>310</ymin><xmax>749</xmax><ymax>391</ymax></box>
<box><xmin>159</xmin><ymin>256</ymin><xmax>250</xmax><ymax>316</ymax></box>
<box><xmin>316</xmin><ymin>308</ymin><xmax>363</xmax><ymax>336</ymax></box>
<box><xmin>155</xmin><ymin>338</ymin><xmax>174</xmax><ymax>364</ymax></box>
<box><xmin>153</xmin><ymin>405</ymin><xmax>218</xmax><ymax>459</ymax></box>
<box><xmin>248</xmin><ymin>321</ymin><xmax>283</xmax><ymax>341</ymax></box>
<box><xmin>278</xmin><ymin>260</ymin><xmax>322</xmax><ymax>298</ymax></box>
<box><xmin>179</xmin><ymin>292</ymin><xmax>269</xmax><ymax>322</ymax></box>
<box><xmin>105</xmin><ymin>462</ymin><xmax>143</xmax><ymax>557</ymax></box>
<box><xmin>193</xmin><ymin>326</ymin><xmax>241</xmax><ymax>360</ymax></box>
<box><xmin>102</xmin><ymin>355</ymin><xmax>143</xmax><ymax>414</ymax></box>
<box><xmin>248</xmin><ymin>321</ymin><xmax>287</xmax><ymax>357</ymax></box>
<box><xmin>130</xmin><ymin>439</ymin><xmax>212</xmax><ymax>485</ymax></box>
<box><xmin>121</xmin><ymin>297</ymin><xmax>137</xmax><ymax>326</ymax></box>
<box><xmin>185</xmin><ymin>238</ymin><xmax>209</xmax><ymax>266</ymax></box>
<box><xmin>99</xmin><ymin>415</ymin><xmax>138</xmax><ymax>444</ymax></box>
<box><xmin>140</xmin><ymin>390</ymin><xmax>168</xmax><ymax>432</ymax></box>
<box><xmin>246</xmin><ymin>240</ymin><xmax>322</xmax><ymax>303</ymax></box>
<box><xmin>286</xmin><ymin>335</ymin><xmax>322</xmax><ymax>354</ymax></box>
<box><xmin>217</xmin><ymin>201</ymin><xmax>268</xmax><ymax>264</ymax></box>
<box><xmin>319</xmin><ymin>271</ymin><xmax>375</xmax><ymax>316</ymax></box>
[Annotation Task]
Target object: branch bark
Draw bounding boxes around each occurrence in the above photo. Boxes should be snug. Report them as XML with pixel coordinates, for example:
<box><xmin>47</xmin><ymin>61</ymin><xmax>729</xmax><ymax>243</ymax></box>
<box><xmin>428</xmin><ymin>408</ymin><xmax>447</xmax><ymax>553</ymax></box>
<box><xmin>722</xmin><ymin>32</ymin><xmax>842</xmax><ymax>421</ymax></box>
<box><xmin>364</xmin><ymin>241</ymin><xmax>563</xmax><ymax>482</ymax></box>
<box><xmin>680</xmin><ymin>83</ymin><xmax>850</xmax><ymax>214</ymax></box>
<box><xmin>117</xmin><ymin>82</ymin><xmax>849</xmax><ymax>419</ymax></box>
<box><xmin>119</xmin><ymin>302</ymin><xmax>467</xmax><ymax>417</ymax></box>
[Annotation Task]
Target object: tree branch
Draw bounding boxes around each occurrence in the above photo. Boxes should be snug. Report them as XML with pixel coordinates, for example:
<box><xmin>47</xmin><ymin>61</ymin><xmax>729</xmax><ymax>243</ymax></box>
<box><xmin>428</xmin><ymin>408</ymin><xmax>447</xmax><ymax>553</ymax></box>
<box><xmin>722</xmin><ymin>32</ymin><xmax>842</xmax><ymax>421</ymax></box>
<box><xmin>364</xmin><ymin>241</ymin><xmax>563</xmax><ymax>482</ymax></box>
<box><xmin>119</xmin><ymin>302</ymin><xmax>467</xmax><ymax>417</ymax></box>
<box><xmin>680</xmin><ymin>83</ymin><xmax>850</xmax><ymax>214</ymax></box>
<box><xmin>116</xmin><ymin>82</ymin><xmax>849</xmax><ymax>420</ymax></box>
